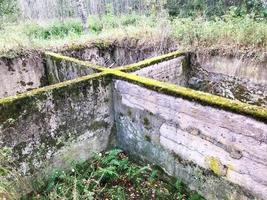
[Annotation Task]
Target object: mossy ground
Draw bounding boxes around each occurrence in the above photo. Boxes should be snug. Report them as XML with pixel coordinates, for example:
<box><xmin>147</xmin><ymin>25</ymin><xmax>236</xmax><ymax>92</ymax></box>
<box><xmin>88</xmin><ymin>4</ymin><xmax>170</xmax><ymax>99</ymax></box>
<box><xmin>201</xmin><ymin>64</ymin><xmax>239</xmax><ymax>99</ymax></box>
<box><xmin>22</xmin><ymin>149</ymin><xmax>204</xmax><ymax>200</ymax></box>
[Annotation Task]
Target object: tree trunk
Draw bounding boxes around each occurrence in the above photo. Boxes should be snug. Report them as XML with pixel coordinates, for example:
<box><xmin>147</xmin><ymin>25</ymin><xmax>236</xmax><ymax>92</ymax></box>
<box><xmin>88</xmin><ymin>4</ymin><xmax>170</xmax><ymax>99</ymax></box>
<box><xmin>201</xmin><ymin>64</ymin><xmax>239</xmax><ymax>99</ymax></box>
<box><xmin>74</xmin><ymin>0</ymin><xmax>89</xmax><ymax>33</ymax></box>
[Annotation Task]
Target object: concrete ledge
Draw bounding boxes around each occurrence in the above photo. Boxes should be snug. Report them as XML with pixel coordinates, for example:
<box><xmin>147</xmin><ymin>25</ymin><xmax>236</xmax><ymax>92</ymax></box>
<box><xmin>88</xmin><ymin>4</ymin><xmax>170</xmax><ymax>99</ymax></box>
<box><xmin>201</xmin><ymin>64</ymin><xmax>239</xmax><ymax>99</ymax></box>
<box><xmin>44</xmin><ymin>51</ymin><xmax>267</xmax><ymax>122</ymax></box>
<box><xmin>110</xmin><ymin>70</ymin><xmax>267</xmax><ymax>122</ymax></box>
<box><xmin>45</xmin><ymin>52</ymin><xmax>106</xmax><ymax>72</ymax></box>
<box><xmin>0</xmin><ymin>72</ymin><xmax>109</xmax><ymax>106</ymax></box>
<box><xmin>117</xmin><ymin>50</ymin><xmax>187</xmax><ymax>72</ymax></box>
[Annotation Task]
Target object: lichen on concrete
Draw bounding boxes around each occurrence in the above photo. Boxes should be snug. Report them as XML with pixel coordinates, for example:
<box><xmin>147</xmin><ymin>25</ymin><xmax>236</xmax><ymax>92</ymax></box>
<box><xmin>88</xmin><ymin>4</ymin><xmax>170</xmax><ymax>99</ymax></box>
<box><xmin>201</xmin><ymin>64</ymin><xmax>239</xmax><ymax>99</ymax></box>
<box><xmin>0</xmin><ymin>72</ymin><xmax>113</xmax><ymax>174</ymax></box>
<box><xmin>1</xmin><ymin>49</ymin><xmax>267</xmax><ymax>200</ymax></box>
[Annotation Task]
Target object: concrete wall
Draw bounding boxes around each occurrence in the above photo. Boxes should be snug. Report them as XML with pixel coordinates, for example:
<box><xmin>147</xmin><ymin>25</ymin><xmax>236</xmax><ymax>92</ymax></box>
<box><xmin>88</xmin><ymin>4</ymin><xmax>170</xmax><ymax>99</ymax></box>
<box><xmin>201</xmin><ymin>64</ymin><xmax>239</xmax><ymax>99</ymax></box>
<box><xmin>1</xmin><ymin>49</ymin><xmax>267</xmax><ymax>199</ymax></box>
<box><xmin>197</xmin><ymin>53</ymin><xmax>267</xmax><ymax>85</ymax></box>
<box><xmin>113</xmin><ymin>80</ymin><xmax>267</xmax><ymax>200</ymax></box>
<box><xmin>0</xmin><ymin>53</ymin><xmax>46</xmax><ymax>98</ymax></box>
<box><xmin>45</xmin><ymin>54</ymin><xmax>98</xmax><ymax>84</ymax></box>
<box><xmin>133</xmin><ymin>56</ymin><xmax>188</xmax><ymax>86</ymax></box>
<box><xmin>0</xmin><ymin>41</ymin><xmax>171</xmax><ymax>99</ymax></box>
<box><xmin>128</xmin><ymin>52</ymin><xmax>267</xmax><ymax>108</ymax></box>
<box><xmin>62</xmin><ymin>40</ymin><xmax>174</xmax><ymax>68</ymax></box>
<box><xmin>192</xmin><ymin>54</ymin><xmax>267</xmax><ymax>107</ymax></box>
<box><xmin>0</xmin><ymin>74</ymin><xmax>113</xmax><ymax>175</ymax></box>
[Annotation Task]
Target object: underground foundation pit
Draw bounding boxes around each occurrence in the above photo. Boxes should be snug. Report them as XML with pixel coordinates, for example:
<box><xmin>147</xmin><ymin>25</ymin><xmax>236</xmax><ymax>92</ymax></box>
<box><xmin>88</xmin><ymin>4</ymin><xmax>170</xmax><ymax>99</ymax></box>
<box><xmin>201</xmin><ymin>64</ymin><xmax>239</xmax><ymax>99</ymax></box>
<box><xmin>0</xmin><ymin>44</ymin><xmax>267</xmax><ymax>200</ymax></box>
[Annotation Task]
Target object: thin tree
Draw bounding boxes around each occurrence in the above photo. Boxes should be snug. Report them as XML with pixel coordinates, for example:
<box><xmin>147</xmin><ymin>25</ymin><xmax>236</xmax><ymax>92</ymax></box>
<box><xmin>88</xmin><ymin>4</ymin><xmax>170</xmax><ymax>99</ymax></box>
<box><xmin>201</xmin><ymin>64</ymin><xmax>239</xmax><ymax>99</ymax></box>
<box><xmin>74</xmin><ymin>0</ymin><xmax>89</xmax><ymax>33</ymax></box>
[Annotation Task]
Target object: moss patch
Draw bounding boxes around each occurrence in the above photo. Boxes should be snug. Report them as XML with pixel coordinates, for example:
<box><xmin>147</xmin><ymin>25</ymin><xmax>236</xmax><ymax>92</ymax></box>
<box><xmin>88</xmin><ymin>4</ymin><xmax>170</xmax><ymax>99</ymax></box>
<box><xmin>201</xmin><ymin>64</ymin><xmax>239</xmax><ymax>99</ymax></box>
<box><xmin>88</xmin><ymin>121</ymin><xmax>109</xmax><ymax>131</ymax></box>
<box><xmin>205</xmin><ymin>157</ymin><xmax>227</xmax><ymax>177</ymax></box>
<box><xmin>0</xmin><ymin>72</ymin><xmax>108</xmax><ymax>106</ymax></box>
<box><xmin>45</xmin><ymin>52</ymin><xmax>106</xmax><ymax>72</ymax></box>
<box><xmin>110</xmin><ymin>70</ymin><xmax>267</xmax><ymax>122</ymax></box>
<box><xmin>118</xmin><ymin>50</ymin><xmax>187</xmax><ymax>72</ymax></box>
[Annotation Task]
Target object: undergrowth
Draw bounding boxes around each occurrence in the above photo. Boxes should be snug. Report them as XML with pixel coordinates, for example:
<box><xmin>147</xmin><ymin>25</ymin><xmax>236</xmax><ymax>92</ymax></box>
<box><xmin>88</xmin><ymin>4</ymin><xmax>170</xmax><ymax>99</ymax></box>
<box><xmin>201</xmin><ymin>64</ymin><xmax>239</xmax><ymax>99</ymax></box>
<box><xmin>0</xmin><ymin>147</ymin><xmax>31</xmax><ymax>200</ymax></box>
<box><xmin>171</xmin><ymin>15</ymin><xmax>267</xmax><ymax>49</ymax></box>
<box><xmin>0</xmin><ymin>10</ymin><xmax>267</xmax><ymax>55</ymax></box>
<box><xmin>22</xmin><ymin>149</ymin><xmax>204</xmax><ymax>200</ymax></box>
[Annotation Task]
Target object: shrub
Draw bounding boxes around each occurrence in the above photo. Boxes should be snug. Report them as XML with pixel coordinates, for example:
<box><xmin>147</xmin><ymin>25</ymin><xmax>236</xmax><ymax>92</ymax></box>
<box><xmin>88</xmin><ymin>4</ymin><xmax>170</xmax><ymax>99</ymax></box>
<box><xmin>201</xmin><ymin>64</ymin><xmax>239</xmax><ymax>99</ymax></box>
<box><xmin>28</xmin><ymin>149</ymin><xmax>204</xmax><ymax>199</ymax></box>
<box><xmin>88</xmin><ymin>16</ymin><xmax>103</xmax><ymax>33</ymax></box>
<box><xmin>166</xmin><ymin>0</ymin><xmax>267</xmax><ymax>19</ymax></box>
<box><xmin>24</xmin><ymin>20</ymin><xmax>83</xmax><ymax>40</ymax></box>
<box><xmin>171</xmin><ymin>14</ymin><xmax>267</xmax><ymax>48</ymax></box>
<box><xmin>0</xmin><ymin>0</ymin><xmax>18</xmax><ymax>24</ymax></box>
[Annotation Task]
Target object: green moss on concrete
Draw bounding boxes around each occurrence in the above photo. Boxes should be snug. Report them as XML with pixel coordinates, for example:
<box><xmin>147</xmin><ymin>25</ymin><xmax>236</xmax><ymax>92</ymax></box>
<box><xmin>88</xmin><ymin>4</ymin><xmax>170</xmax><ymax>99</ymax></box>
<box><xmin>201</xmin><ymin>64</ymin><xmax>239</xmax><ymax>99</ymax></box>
<box><xmin>0</xmin><ymin>72</ymin><xmax>108</xmax><ymax>108</ymax></box>
<box><xmin>127</xmin><ymin>109</ymin><xmax>132</xmax><ymax>117</ymax></box>
<box><xmin>144</xmin><ymin>135</ymin><xmax>151</xmax><ymax>142</ymax></box>
<box><xmin>110</xmin><ymin>70</ymin><xmax>267</xmax><ymax>122</ymax></box>
<box><xmin>117</xmin><ymin>50</ymin><xmax>187</xmax><ymax>72</ymax></box>
<box><xmin>206</xmin><ymin>157</ymin><xmax>227</xmax><ymax>177</ymax></box>
<box><xmin>3</xmin><ymin>50</ymin><xmax>266</xmax><ymax>124</ymax></box>
<box><xmin>45</xmin><ymin>52</ymin><xmax>106</xmax><ymax>72</ymax></box>
<box><xmin>144</xmin><ymin>117</ymin><xmax>150</xmax><ymax>126</ymax></box>
<box><xmin>88</xmin><ymin>121</ymin><xmax>109</xmax><ymax>131</ymax></box>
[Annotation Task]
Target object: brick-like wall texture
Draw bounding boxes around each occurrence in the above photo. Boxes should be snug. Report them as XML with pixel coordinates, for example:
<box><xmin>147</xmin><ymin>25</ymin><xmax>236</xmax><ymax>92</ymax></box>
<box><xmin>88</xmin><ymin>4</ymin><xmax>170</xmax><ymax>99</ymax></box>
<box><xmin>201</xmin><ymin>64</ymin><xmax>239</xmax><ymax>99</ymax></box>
<box><xmin>114</xmin><ymin>80</ymin><xmax>267</xmax><ymax>200</ymax></box>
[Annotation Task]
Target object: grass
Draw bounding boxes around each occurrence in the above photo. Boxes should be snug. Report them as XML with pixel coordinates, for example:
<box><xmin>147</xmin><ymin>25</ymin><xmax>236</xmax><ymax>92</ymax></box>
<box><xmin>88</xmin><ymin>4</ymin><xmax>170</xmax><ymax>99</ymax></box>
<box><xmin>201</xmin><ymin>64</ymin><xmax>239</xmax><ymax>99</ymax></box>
<box><xmin>0</xmin><ymin>14</ymin><xmax>159</xmax><ymax>56</ymax></box>
<box><xmin>0</xmin><ymin>148</ymin><xmax>32</xmax><ymax>200</ymax></box>
<box><xmin>15</xmin><ymin>149</ymin><xmax>203</xmax><ymax>200</ymax></box>
<box><xmin>171</xmin><ymin>15</ymin><xmax>267</xmax><ymax>49</ymax></box>
<box><xmin>0</xmin><ymin>12</ymin><xmax>267</xmax><ymax>56</ymax></box>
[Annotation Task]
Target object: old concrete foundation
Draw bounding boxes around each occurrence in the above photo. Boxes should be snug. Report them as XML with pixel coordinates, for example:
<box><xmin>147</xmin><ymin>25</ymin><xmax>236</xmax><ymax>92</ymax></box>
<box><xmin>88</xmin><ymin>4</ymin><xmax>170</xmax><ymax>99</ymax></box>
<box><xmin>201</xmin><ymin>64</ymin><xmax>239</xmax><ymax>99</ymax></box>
<box><xmin>0</xmin><ymin>46</ymin><xmax>267</xmax><ymax>200</ymax></box>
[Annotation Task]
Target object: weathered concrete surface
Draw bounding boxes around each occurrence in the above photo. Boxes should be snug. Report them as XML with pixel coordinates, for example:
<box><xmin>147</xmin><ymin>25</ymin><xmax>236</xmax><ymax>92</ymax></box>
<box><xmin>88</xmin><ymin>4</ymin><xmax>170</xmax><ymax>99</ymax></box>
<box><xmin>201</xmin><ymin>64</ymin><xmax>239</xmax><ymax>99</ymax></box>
<box><xmin>114</xmin><ymin>80</ymin><xmax>267</xmax><ymax>200</ymax></box>
<box><xmin>45</xmin><ymin>54</ymin><xmax>97</xmax><ymax>84</ymax></box>
<box><xmin>197</xmin><ymin>54</ymin><xmax>267</xmax><ymax>85</ymax></box>
<box><xmin>62</xmin><ymin>40</ymin><xmax>174</xmax><ymax>68</ymax></box>
<box><xmin>192</xmin><ymin>54</ymin><xmax>267</xmax><ymax>107</ymax></box>
<box><xmin>0</xmin><ymin>75</ymin><xmax>113</xmax><ymax>175</ymax></box>
<box><xmin>0</xmin><ymin>41</ymin><xmax>172</xmax><ymax>98</ymax></box>
<box><xmin>0</xmin><ymin>53</ymin><xmax>45</xmax><ymax>98</ymax></box>
<box><xmin>133</xmin><ymin>56</ymin><xmax>188</xmax><ymax>86</ymax></box>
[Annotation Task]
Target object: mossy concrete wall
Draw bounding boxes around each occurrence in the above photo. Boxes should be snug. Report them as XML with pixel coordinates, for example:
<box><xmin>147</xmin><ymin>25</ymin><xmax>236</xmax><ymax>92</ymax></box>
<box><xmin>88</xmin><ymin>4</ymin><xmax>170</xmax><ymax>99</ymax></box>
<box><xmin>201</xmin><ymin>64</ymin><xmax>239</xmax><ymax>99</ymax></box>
<box><xmin>1</xmin><ymin>49</ymin><xmax>267</xmax><ymax>200</ymax></box>
<box><xmin>0</xmin><ymin>52</ymin><xmax>46</xmax><ymax>98</ymax></box>
<box><xmin>113</xmin><ymin>80</ymin><xmax>267</xmax><ymax>200</ymax></box>
<box><xmin>191</xmin><ymin>54</ymin><xmax>267</xmax><ymax>107</ymax></box>
<box><xmin>45</xmin><ymin>53</ymin><xmax>98</xmax><ymax>84</ymax></box>
<box><xmin>197</xmin><ymin>53</ymin><xmax>267</xmax><ymax>85</ymax></box>
<box><xmin>132</xmin><ymin>56</ymin><xmax>188</xmax><ymax>86</ymax></box>
<box><xmin>61</xmin><ymin>40</ymin><xmax>174</xmax><ymax>68</ymax></box>
<box><xmin>0</xmin><ymin>73</ymin><xmax>114</xmax><ymax>175</ymax></box>
<box><xmin>0</xmin><ymin>40</ymin><xmax>171</xmax><ymax>99</ymax></box>
<box><xmin>115</xmin><ymin>49</ymin><xmax>267</xmax><ymax>108</ymax></box>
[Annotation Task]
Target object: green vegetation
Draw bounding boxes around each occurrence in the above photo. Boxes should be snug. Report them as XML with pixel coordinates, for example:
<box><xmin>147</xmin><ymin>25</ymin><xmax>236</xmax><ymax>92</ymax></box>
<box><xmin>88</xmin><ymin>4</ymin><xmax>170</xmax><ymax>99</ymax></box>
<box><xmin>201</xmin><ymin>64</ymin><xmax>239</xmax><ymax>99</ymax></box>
<box><xmin>166</xmin><ymin>0</ymin><xmax>267</xmax><ymax>19</ymax></box>
<box><xmin>171</xmin><ymin>15</ymin><xmax>267</xmax><ymax>48</ymax></box>
<box><xmin>24</xmin><ymin>20</ymin><xmax>83</xmax><ymax>40</ymax></box>
<box><xmin>0</xmin><ymin>0</ymin><xmax>18</xmax><ymax>24</ymax></box>
<box><xmin>1</xmin><ymin>9</ymin><xmax>267</xmax><ymax>55</ymax></box>
<box><xmin>0</xmin><ymin>147</ymin><xmax>30</xmax><ymax>200</ymax></box>
<box><xmin>0</xmin><ymin>0</ymin><xmax>267</xmax><ymax>54</ymax></box>
<box><xmin>3</xmin><ymin>149</ymin><xmax>202</xmax><ymax>199</ymax></box>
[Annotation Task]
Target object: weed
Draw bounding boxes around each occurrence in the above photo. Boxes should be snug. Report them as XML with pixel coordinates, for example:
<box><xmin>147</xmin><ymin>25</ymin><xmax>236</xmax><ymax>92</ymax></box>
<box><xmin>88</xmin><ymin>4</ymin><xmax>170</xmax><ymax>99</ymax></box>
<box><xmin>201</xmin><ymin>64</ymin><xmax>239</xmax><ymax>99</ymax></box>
<box><xmin>0</xmin><ymin>12</ymin><xmax>266</xmax><ymax>56</ymax></box>
<box><xmin>24</xmin><ymin>20</ymin><xmax>83</xmax><ymax>40</ymax></box>
<box><xmin>27</xmin><ymin>149</ymin><xmax>204</xmax><ymax>199</ymax></box>
<box><xmin>0</xmin><ymin>147</ymin><xmax>32</xmax><ymax>200</ymax></box>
